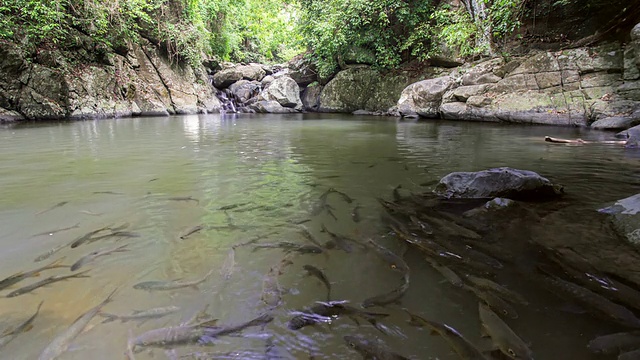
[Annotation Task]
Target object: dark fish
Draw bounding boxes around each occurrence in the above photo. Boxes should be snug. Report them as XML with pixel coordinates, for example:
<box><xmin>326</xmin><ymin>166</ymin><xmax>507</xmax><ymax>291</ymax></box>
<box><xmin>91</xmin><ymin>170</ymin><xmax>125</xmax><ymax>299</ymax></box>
<box><xmin>425</xmin><ymin>258</ymin><xmax>463</xmax><ymax>287</ymax></box>
<box><xmin>588</xmin><ymin>331</ymin><xmax>640</xmax><ymax>355</ymax></box>
<box><xmin>321</xmin><ymin>224</ymin><xmax>355</xmax><ymax>253</ymax></box>
<box><xmin>362</xmin><ymin>281</ymin><xmax>409</xmax><ymax>308</ymax></box>
<box><xmin>36</xmin><ymin>201</ymin><xmax>68</xmax><ymax>216</ymax></box>
<box><xmin>38</xmin><ymin>289</ymin><xmax>117</xmax><ymax>360</ymax></box>
<box><xmin>344</xmin><ymin>335</ymin><xmax>409</xmax><ymax>360</ymax></box>
<box><xmin>148</xmin><ymin>178</ymin><xmax>159</xmax><ymax>182</ymax></box>
<box><xmin>31</xmin><ymin>223</ymin><xmax>81</xmax><ymax>238</ymax></box>
<box><xmin>466</xmin><ymin>286</ymin><xmax>518</xmax><ymax>319</ymax></box>
<box><xmin>478</xmin><ymin>303</ymin><xmax>534</xmax><ymax>360</ymax></box>
<box><xmin>0</xmin><ymin>301</ymin><xmax>43</xmax><ymax>349</ymax></box>
<box><xmin>318</xmin><ymin>175</ymin><xmax>340</xmax><ymax>179</ymax></box>
<box><xmin>133</xmin><ymin>269</ymin><xmax>214</xmax><ymax>291</ymax></box>
<box><xmin>101</xmin><ymin>306</ymin><xmax>180</xmax><ymax>324</ymax></box>
<box><xmin>180</xmin><ymin>225</ymin><xmax>203</xmax><ymax>239</ymax></box>
<box><xmin>70</xmin><ymin>244</ymin><xmax>129</xmax><ymax>271</ymax></box>
<box><xmin>168</xmin><ymin>196</ymin><xmax>199</xmax><ymax>204</ymax></box>
<box><xmin>262</xmin><ymin>257</ymin><xmax>294</xmax><ymax>308</ymax></box>
<box><xmin>7</xmin><ymin>270</ymin><xmax>90</xmax><ymax>298</ymax></box>
<box><xmin>287</xmin><ymin>301</ymin><xmax>388</xmax><ymax>330</ymax></box>
<box><xmin>303</xmin><ymin>265</ymin><xmax>331</xmax><ymax>301</ymax></box>
<box><xmin>465</xmin><ymin>275</ymin><xmax>528</xmax><ymax>305</ymax></box>
<box><xmin>299</xmin><ymin>226</ymin><xmax>324</xmax><ymax>248</ymax></box>
<box><xmin>0</xmin><ymin>257</ymin><xmax>68</xmax><ymax>291</ymax></box>
<box><xmin>218</xmin><ymin>202</ymin><xmax>251</xmax><ymax>211</ymax></box>
<box><xmin>409</xmin><ymin>215</ymin><xmax>433</xmax><ymax>235</ymax></box>
<box><xmin>367</xmin><ymin>163</ymin><xmax>377</xmax><ymax>168</ymax></box>
<box><xmin>392</xmin><ymin>185</ymin><xmax>402</xmax><ymax>201</ymax></box>
<box><xmin>131</xmin><ymin>313</ymin><xmax>273</xmax><ymax>351</ymax></box>
<box><xmin>543</xmin><ymin>275</ymin><xmax>640</xmax><ymax>328</ymax></box>
<box><xmin>404</xmin><ymin>309</ymin><xmax>490</xmax><ymax>360</ymax></box>
<box><xmin>329</xmin><ymin>188</ymin><xmax>354</xmax><ymax>203</ymax></box>
<box><xmin>365</xmin><ymin>239</ymin><xmax>410</xmax><ymax>274</ymax></box>
<box><xmin>351</xmin><ymin>205</ymin><xmax>362</xmax><ymax>223</ymax></box>
<box><xmin>253</xmin><ymin>242</ymin><xmax>323</xmax><ymax>254</ymax></box>
<box><xmin>232</xmin><ymin>231</ymin><xmax>279</xmax><ymax>249</ymax></box>
<box><xmin>93</xmin><ymin>191</ymin><xmax>124</xmax><ymax>195</ymax></box>
<box><xmin>619</xmin><ymin>348</ymin><xmax>640</xmax><ymax>360</ymax></box>
<box><xmin>69</xmin><ymin>224</ymin><xmax>118</xmax><ymax>249</ymax></box>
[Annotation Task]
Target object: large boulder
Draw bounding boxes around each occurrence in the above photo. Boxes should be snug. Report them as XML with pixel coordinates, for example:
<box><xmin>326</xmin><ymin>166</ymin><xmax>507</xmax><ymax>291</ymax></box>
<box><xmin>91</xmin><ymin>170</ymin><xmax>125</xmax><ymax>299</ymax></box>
<box><xmin>212</xmin><ymin>63</ymin><xmax>265</xmax><ymax>89</ymax></box>
<box><xmin>591</xmin><ymin>116</ymin><xmax>640</xmax><ymax>130</ymax></box>
<box><xmin>259</xmin><ymin>76</ymin><xmax>302</xmax><ymax>109</ymax></box>
<box><xmin>249</xmin><ymin>100</ymin><xmax>298</xmax><ymax>114</ymax></box>
<box><xmin>229</xmin><ymin>80</ymin><xmax>261</xmax><ymax>105</ymax></box>
<box><xmin>0</xmin><ymin>107</ymin><xmax>23</xmax><ymax>122</ymax></box>
<box><xmin>434</xmin><ymin>167</ymin><xmax>564</xmax><ymax>200</ymax></box>
<box><xmin>396</xmin><ymin>76</ymin><xmax>454</xmax><ymax>118</ymax></box>
<box><xmin>318</xmin><ymin>65</ymin><xmax>442</xmax><ymax>113</ymax></box>
<box><xmin>288</xmin><ymin>57</ymin><xmax>317</xmax><ymax>86</ymax></box>
<box><xmin>598</xmin><ymin>193</ymin><xmax>640</xmax><ymax>247</ymax></box>
<box><xmin>302</xmin><ymin>83</ymin><xmax>323</xmax><ymax>112</ymax></box>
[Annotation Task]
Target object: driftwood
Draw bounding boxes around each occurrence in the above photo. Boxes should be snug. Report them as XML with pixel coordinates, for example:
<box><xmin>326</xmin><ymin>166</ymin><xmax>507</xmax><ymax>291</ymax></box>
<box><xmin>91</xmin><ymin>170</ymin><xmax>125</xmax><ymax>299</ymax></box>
<box><xmin>544</xmin><ymin>136</ymin><xmax>627</xmax><ymax>145</ymax></box>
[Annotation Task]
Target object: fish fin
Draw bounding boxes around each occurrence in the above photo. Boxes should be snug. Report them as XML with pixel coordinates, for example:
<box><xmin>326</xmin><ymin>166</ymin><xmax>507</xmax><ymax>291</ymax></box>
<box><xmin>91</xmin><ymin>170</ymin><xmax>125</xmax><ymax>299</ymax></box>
<box><xmin>100</xmin><ymin>313</ymin><xmax>118</xmax><ymax>323</ymax></box>
<box><xmin>480</xmin><ymin>325</ymin><xmax>491</xmax><ymax>338</ymax></box>
<box><xmin>198</xmin><ymin>319</ymin><xmax>219</xmax><ymax>327</ymax></box>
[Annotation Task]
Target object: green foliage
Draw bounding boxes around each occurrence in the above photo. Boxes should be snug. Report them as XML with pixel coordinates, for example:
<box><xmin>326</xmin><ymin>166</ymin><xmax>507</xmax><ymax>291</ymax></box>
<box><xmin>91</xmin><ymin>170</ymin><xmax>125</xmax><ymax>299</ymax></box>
<box><xmin>428</xmin><ymin>6</ymin><xmax>486</xmax><ymax>58</ymax></box>
<box><xmin>486</xmin><ymin>0</ymin><xmax>522</xmax><ymax>46</ymax></box>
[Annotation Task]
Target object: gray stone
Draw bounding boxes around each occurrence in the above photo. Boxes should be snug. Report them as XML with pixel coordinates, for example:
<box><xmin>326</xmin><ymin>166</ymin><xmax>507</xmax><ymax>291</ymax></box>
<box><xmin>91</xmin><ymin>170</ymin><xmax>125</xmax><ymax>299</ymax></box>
<box><xmin>212</xmin><ymin>68</ymin><xmax>243</xmax><ymax>88</ymax></box>
<box><xmin>249</xmin><ymin>100</ymin><xmax>298</xmax><ymax>113</ymax></box>
<box><xmin>302</xmin><ymin>84</ymin><xmax>322</xmax><ymax>112</ymax></box>
<box><xmin>617</xmin><ymin>82</ymin><xmax>640</xmax><ymax>101</ymax></box>
<box><xmin>229</xmin><ymin>80</ymin><xmax>261</xmax><ymax>105</ymax></box>
<box><xmin>452</xmin><ymin>84</ymin><xmax>489</xmax><ymax>102</ymax></box>
<box><xmin>598</xmin><ymin>193</ymin><xmax>640</xmax><ymax>247</ymax></box>
<box><xmin>631</xmin><ymin>23</ymin><xmax>640</xmax><ymax>41</ymax></box>
<box><xmin>0</xmin><ymin>107</ymin><xmax>24</xmax><ymax>122</ymax></box>
<box><xmin>467</xmin><ymin>95</ymin><xmax>492</xmax><ymax>108</ymax></box>
<box><xmin>259</xmin><ymin>76</ymin><xmax>302</xmax><ymax>109</ymax></box>
<box><xmin>591</xmin><ymin>116</ymin><xmax>640</xmax><ymax>130</ymax></box>
<box><xmin>624</xmin><ymin>47</ymin><xmax>640</xmax><ymax>80</ymax></box>
<box><xmin>434</xmin><ymin>167</ymin><xmax>564</xmax><ymax>200</ymax></box>
<box><xmin>261</xmin><ymin>75</ymin><xmax>275</xmax><ymax>86</ymax></box>
<box><xmin>397</xmin><ymin>76</ymin><xmax>454</xmax><ymax>118</ymax></box>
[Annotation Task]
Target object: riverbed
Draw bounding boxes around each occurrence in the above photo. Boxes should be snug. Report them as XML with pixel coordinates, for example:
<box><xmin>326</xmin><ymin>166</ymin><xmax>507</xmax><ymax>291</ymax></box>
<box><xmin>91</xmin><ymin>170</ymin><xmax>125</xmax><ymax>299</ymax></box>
<box><xmin>0</xmin><ymin>114</ymin><xmax>639</xmax><ymax>359</ymax></box>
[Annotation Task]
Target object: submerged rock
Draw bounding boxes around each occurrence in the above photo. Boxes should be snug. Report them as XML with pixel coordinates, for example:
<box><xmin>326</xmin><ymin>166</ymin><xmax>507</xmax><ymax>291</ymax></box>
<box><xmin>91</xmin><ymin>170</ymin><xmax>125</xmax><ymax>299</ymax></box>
<box><xmin>598</xmin><ymin>193</ymin><xmax>640</xmax><ymax>246</ymax></box>
<box><xmin>435</xmin><ymin>167</ymin><xmax>564</xmax><ymax>201</ymax></box>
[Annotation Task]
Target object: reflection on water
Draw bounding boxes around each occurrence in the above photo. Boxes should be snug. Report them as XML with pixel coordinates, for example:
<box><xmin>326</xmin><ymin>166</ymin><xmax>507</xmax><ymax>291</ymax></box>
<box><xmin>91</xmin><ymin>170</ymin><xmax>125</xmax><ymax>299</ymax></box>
<box><xmin>0</xmin><ymin>114</ymin><xmax>639</xmax><ymax>359</ymax></box>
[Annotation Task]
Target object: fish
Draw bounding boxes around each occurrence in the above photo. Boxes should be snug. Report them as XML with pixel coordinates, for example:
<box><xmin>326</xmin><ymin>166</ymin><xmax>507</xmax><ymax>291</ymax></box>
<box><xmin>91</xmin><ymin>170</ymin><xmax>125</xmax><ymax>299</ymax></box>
<box><xmin>619</xmin><ymin>348</ymin><xmax>640</xmax><ymax>360</ymax></box>
<box><xmin>34</xmin><ymin>243</ymin><xmax>70</xmax><ymax>263</ymax></box>
<box><xmin>328</xmin><ymin>188</ymin><xmax>354</xmax><ymax>203</ymax></box>
<box><xmin>321</xmin><ymin>224</ymin><xmax>357</xmax><ymax>253</ymax></box>
<box><xmin>326</xmin><ymin>206</ymin><xmax>338</xmax><ymax>221</ymax></box>
<box><xmin>425</xmin><ymin>258</ymin><xmax>464</xmax><ymax>287</ymax></box>
<box><xmin>168</xmin><ymin>196</ymin><xmax>199</xmax><ymax>204</ymax></box>
<box><xmin>299</xmin><ymin>226</ymin><xmax>324</xmax><ymax>248</ymax></box>
<box><xmin>303</xmin><ymin>265</ymin><xmax>331</xmax><ymax>301</ymax></box>
<box><xmin>362</xmin><ymin>281</ymin><xmax>410</xmax><ymax>308</ymax></box>
<box><xmin>79</xmin><ymin>210</ymin><xmax>103</xmax><ymax>216</ymax></box>
<box><xmin>180</xmin><ymin>225</ymin><xmax>203</xmax><ymax>239</ymax></box>
<box><xmin>467</xmin><ymin>286</ymin><xmax>518</xmax><ymax>319</ymax></box>
<box><xmin>131</xmin><ymin>313</ymin><xmax>273</xmax><ymax>351</ymax></box>
<box><xmin>36</xmin><ymin>201</ymin><xmax>68</xmax><ymax>216</ymax></box>
<box><xmin>587</xmin><ymin>331</ymin><xmax>640</xmax><ymax>355</ymax></box>
<box><xmin>543</xmin><ymin>275</ymin><xmax>640</xmax><ymax>328</ymax></box>
<box><xmin>69</xmin><ymin>224</ymin><xmax>118</xmax><ymax>249</ymax></box>
<box><xmin>7</xmin><ymin>271</ymin><xmax>90</xmax><ymax>298</ymax></box>
<box><xmin>365</xmin><ymin>239</ymin><xmax>410</xmax><ymax>274</ymax></box>
<box><xmin>133</xmin><ymin>269</ymin><xmax>214</xmax><ymax>291</ymax></box>
<box><xmin>31</xmin><ymin>223</ymin><xmax>81</xmax><ymax>237</ymax></box>
<box><xmin>420</xmin><ymin>213</ymin><xmax>482</xmax><ymax>240</ymax></box>
<box><xmin>465</xmin><ymin>275</ymin><xmax>528</xmax><ymax>305</ymax></box>
<box><xmin>392</xmin><ymin>185</ymin><xmax>403</xmax><ymax>201</ymax></box>
<box><xmin>70</xmin><ymin>244</ymin><xmax>129</xmax><ymax>271</ymax></box>
<box><xmin>93</xmin><ymin>191</ymin><xmax>124</xmax><ymax>195</ymax></box>
<box><xmin>218</xmin><ymin>202</ymin><xmax>251</xmax><ymax>211</ymax></box>
<box><xmin>0</xmin><ymin>301</ymin><xmax>44</xmax><ymax>349</ymax></box>
<box><xmin>0</xmin><ymin>257</ymin><xmax>68</xmax><ymax>291</ymax></box>
<box><xmin>478</xmin><ymin>303</ymin><xmax>534</xmax><ymax>360</ymax></box>
<box><xmin>100</xmin><ymin>306</ymin><xmax>181</xmax><ymax>324</ymax></box>
<box><xmin>38</xmin><ymin>288</ymin><xmax>117</xmax><ymax>360</ymax></box>
<box><xmin>409</xmin><ymin>215</ymin><xmax>433</xmax><ymax>235</ymax></box>
<box><xmin>343</xmin><ymin>335</ymin><xmax>409</xmax><ymax>360</ymax></box>
<box><xmin>220</xmin><ymin>248</ymin><xmax>236</xmax><ymax>281</ymax></box>
<box><xmin>288</xmin><ymin>301</ymin><xmax>388</xmax><ymax>330</ymax></box>
<box><xmin>404</xmin><ymin>309</ymin><xmax>490</xmax><ymax>360</ymax></box>
<box><xmin>261</xmin><ymin>258</ymin><xmax>293</xmax><ymax>308</ymax></box>
<box><xmin>351</xmin><ymin>205</ymin><xmax>362</xmax><ymax>223</ymax></box>
<box><xmin>253</xmin><ymin>242</ymin><xmax>323</xmax><ymax>254</ymax></box>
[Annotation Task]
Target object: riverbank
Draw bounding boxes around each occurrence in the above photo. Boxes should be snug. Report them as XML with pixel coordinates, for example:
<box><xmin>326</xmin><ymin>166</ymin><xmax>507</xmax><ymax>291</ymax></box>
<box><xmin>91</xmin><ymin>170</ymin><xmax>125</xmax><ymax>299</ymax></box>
<box><xmin>2</xmin><ymin>23</ymin><xmax>639</xmax><ymax>130</ymax></box>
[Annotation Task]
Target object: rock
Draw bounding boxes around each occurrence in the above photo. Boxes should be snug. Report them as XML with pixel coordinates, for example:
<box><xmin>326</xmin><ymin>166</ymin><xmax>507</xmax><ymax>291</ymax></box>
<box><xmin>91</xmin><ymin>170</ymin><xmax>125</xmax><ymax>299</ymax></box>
<box><xmin>459</xmin><ymin>58</ymin><xmax>505</xmax><ymax>85</ymax></box>
<box><xmin>318</xmin><ymin>65</ymin><xmax>438</xmax><ymax>113</ymax></box>
<box><xmin>626</xmin><ymin>124</ymin><xmax>640</xmax><ymax>147</ymax></box>
<box><xmin>598</xmin><ymin>193</ymin><xmax>640</xmax><ymax>247</ymax></box>
<box><xmin>229</xmin><ymin>80</ymin><xmax>261</xmax><ymax>105</ymax></box>
<box><xmin>462</xmin><ymin>197</ymin><xmax>518</xmax><ymax>217</ymax></box>
<box><xmin>591</xmin><ymin>116</ymin><xmax>640</xmax><ymax>130</ymax></box>
<box><xmin>631</xmin><ymin>23</ymin><xmax>640</xmax><ymax>41</ymax></box>
<box><xmin>287</xmin><ymin>57</ymin><xmax>318</xmax><ymax>86</ymax></box>
<box><xmin>259</xmin><ymin>76</ymin><xmax>302</xmax><ymax>109</ymax></box>
<box><xmin>302</xmin><ymin>84</ymin><xmax>322</xmax><ymax>112</ymax></box>
<box><xmin>0</xmin><ymin>107</ymin><xmax>23</xmax><ymax>122</ymax></box>
<box><xmin>212</xmin><ymin>68</ymin><xmax>243</xmax><ymax>88</ymax></box>
<box><xmin>434</xmin><ymin>167</ymin><xmax>564</xmax><ymax>201</ymax></box>
<box><xmin>261</xmin><ymin>75</ymin><xmax>275</xmax><ymax>86</ymax></box>
<box><xmin>428</xmin><ymin>55</ymin><xmax>463</xmax><ymax>68</ymax></box>
<box><xmin>397</xmin><ymin>76</ymin><xmax>454</xmax><ymax>118</ymax></box>
<box><xmin>249</xmin><ymin>100</ymin><xmax>298</xmax><ymax>113</ymax></box>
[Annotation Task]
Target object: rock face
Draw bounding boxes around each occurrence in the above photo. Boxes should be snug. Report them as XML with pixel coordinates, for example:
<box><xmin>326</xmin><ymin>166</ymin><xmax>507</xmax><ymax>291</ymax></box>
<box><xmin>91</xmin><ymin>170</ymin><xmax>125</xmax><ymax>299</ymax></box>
<box><xmin>0</xmin><ymin>39</ymin><xmax>221</xmax><ymax>122</ymax></box>
<box><xmin>212</xmin><ymin>63</ymin><xmax>265</xmax><ymax>88</ymax></box>
<box><xmin>598</xmin><ymin>194</ymin><xmax>640</xmax><ymax>247</ymax></box>
<box><xmin>434</xmin><ymin>167</ymin><xmax>564</xmax><ymax>200</ymax></box>
<box><xmin>397</xmin><ymin>77</ymin><xmax>454</xmax><ymax>118</ymax></box>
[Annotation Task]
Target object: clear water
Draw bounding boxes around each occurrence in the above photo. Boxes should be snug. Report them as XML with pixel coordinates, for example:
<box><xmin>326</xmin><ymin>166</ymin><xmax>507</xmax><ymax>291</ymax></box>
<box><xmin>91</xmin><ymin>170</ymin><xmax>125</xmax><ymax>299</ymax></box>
<box><xmin>0</xmin><ymin>114</ymin><xmax>639</xmax><ymax>360</ymax></box>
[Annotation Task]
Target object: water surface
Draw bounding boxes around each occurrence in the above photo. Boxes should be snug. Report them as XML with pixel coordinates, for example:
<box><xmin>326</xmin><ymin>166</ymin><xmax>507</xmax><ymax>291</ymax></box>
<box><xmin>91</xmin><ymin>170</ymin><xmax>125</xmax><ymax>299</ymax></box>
<box><xmin>0</xmin><ymin>114</ymin><xmax>639</xmax><ymax>359</ymax></box>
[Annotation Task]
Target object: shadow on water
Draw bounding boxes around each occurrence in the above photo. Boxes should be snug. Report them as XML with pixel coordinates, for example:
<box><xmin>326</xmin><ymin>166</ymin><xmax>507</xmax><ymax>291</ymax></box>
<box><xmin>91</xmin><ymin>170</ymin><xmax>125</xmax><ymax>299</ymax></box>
<box><xmin>0</xmin><ymin>114</ymin><xmax>639</xmax><ymax>359</ymax></box>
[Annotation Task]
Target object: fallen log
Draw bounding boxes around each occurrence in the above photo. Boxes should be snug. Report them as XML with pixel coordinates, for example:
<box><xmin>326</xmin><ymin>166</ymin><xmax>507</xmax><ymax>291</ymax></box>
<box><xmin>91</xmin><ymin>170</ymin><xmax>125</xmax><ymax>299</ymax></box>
<box><xmin>544</xmin><ymin>136</ymin><xmax>627</xmax><ymax>145</ymax></box>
